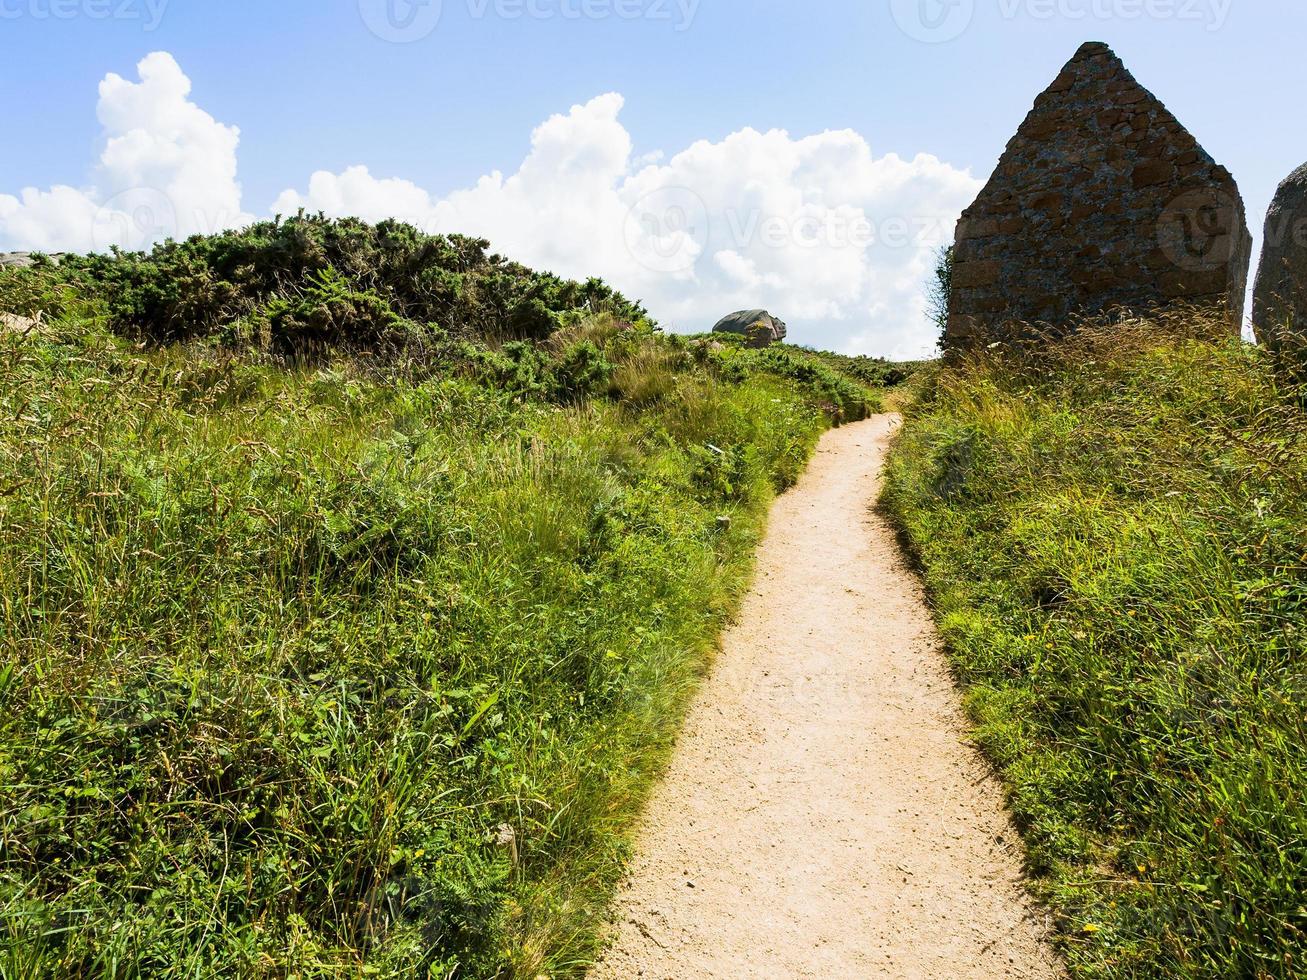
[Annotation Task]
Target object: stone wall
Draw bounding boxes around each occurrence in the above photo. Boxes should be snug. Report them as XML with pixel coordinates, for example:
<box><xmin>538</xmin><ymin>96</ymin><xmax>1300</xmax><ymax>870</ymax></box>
<box><xmin>1253</xmin><ymin>162</ymin><xmax>1307</xmax><ymax>355</ymax></box>
<box><xmin>946</xmin><ymin>42</ymin><xmax>1252</xmax><ymax>348</ymax></box>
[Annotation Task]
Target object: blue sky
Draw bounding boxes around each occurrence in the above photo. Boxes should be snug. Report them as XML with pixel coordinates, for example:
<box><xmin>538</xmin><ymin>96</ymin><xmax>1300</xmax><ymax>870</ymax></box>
<box><xmin>1</xmin><ymin>0</ymin><xmax>1302</xmax><ymax>356</ymax></box>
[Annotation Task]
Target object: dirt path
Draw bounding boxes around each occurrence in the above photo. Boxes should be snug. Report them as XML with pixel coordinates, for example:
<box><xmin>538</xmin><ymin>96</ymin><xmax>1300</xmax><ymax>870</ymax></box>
<box><xmin>592</xmin><ymin>415</ymin><xmax>1064</xmax><ymax>979</ymax></box>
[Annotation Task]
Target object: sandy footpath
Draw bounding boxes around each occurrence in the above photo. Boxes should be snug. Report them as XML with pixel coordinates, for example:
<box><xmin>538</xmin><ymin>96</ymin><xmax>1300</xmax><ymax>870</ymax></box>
<box><xmin>591</xmin><ymin>415</ymin><xmax>1064</xmax><ymax>979</ymax></box>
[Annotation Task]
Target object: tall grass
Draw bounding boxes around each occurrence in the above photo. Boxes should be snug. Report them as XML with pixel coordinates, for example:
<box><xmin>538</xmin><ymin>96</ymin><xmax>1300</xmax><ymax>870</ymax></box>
<box><xmin>885</xmin><ymin>313</ymin><xmax>1307</xmax><ymax>978</ymax></box>
<box><xmin>0</xmin><ymin>312</ymin><xmax>877</xmax><ymax>978</ymax></box>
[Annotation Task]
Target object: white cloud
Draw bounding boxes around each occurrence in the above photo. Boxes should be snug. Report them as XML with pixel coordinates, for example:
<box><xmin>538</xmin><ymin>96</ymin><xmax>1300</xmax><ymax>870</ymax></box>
<box><xmin>274</xmin><ymin>94</ymin><xmax>980</xmax><ymax>357</ymax></box>
<box><xmin>0</xmin><ymin>52</ymin><xmax>251</xmax><ymax>254</ymax></box>
<box><xmin>2</xmin><ymin>53</ymin><xmax>980</xmax><ymax>357</ymax></box>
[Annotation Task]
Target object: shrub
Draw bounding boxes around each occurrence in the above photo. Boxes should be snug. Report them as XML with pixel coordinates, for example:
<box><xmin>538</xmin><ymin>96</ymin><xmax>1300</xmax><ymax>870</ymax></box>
<box><xmin>926</xmin><ymin>244</ymin><xmax>953</xmax><ymax>343</ymax></box>
<box><xmin>8</xmin><ymin>215</ymin><xmax>647</xmax><ymax>352</ymax></box>
<box><xmin>550</xmin><ymin>339</ymin><xmax>614</xmax><ymax>403</ymax></box>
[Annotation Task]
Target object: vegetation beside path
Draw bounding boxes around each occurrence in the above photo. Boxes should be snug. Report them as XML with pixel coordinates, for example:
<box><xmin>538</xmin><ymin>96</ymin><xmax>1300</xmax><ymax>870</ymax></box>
<box><xmin>0</xmin><ymin>220</ymin><xmax>893</xmax><ymax>978</ymax></box>
<box><xmin>886</xmin><ymin>314</ymin><xmax>1307</xmax><ymax>978</ymax></box>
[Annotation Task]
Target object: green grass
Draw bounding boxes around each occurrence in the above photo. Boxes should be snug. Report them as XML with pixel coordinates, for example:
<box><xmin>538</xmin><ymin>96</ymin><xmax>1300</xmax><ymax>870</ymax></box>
<box><xmin>0</xmin><ymin>307</ymin><xmax>880</xmax><ymax>978</ymax></box>
<box><xmin>788</xmin><ymin>347</ymin><xmax>924</xmax><ymax>391</ymax></box>
<box><xmin>884</xmin><ymin>315</ymin><xmax>1307</xmax><ymax>978</ymax></box>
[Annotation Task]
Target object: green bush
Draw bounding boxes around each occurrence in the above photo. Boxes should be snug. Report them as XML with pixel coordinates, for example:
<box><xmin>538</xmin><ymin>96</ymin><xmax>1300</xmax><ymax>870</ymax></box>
<box><xmin>10</xmin><ymin>215</ymin><xmax>646</xmax><ymax>352</ymax></box>
<box><xmin>550</xmin><ymin>339</ymin><xmax>613</xmax><ymax>403</ymax></box>
<box><xmin>885</xmin><ymin>313</ymin><xmax>1307</xmax><ymax>978</ymax></box>
<box><xmin>926</xmin><ymin>244</ymin><xmax>953</xmax><ymax>342</ymax></box>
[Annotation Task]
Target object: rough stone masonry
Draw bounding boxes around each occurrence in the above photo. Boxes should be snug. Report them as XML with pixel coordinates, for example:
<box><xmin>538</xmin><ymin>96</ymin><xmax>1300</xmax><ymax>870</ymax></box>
<box><xmin>1253</xmin><ymin>162</ymin><xmax>1307</xmax><ymax>357</ymax></box>
<box><xmin>945</xmin><ymin>41</ymin><xmax>1252</xmax><ymax>348</ymax></box>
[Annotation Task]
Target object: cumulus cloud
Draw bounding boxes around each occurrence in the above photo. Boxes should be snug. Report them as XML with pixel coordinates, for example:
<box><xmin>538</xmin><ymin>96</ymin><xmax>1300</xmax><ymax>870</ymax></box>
<box><xmin>274</xmin><ymin>94</ymin><xmax>980</xmax><ymax>357</ymax></box>
<box><xmin>0</xmin><ymin>52</ymin><xmax>251</xmax><ymax>254</ymax></box>
<box><xmin>2</xmin><ymin>53</ymin><xmax>981</xmax><ymax>356</ymax></box>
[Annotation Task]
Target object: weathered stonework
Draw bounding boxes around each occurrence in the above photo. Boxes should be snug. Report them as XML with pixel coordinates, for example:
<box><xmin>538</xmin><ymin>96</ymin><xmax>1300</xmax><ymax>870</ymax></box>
<box><xmin>946</xmin><ymin>42</ymin><xmax>1252</xmax><ymax>348</ymax></box>
<box><xmin>1252</xmin><ymin>162</ymin><xmax>1307</xmax><ymax>355</ymax></box>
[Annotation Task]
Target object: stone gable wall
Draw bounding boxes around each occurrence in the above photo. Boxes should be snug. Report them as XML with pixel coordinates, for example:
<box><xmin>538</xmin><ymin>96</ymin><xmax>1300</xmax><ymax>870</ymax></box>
<box><xmin>946</xmin><ymin>42</ymin><xmax>1252</xmax><ymax>348</ymax></box>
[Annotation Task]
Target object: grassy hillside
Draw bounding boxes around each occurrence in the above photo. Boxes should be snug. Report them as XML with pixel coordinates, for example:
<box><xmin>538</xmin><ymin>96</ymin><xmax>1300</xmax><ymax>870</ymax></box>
<box><xmin>0</xmin><ymin>223</ymin><xmax>885</xmax><ymax>978</ymax></box>
<box><xmin>885</xmin><ymin>315</ymin><xmax>1307</xmax><ymax>978</ymax></box>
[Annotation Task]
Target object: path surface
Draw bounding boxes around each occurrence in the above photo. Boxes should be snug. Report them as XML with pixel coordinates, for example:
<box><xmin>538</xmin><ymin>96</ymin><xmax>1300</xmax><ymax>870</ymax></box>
<box><xmin>592</xmin><ymin>415</ymin><xmax>1063</xmax><ymax>979</ymax></box>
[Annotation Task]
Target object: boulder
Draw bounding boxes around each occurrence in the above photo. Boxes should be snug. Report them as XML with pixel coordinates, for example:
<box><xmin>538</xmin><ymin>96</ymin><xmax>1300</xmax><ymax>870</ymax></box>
<box><xmin>712</xmin><ymin>309</ymin><xmax>788</xmax><ymax>348</ymax></box>
<box><xmin>0</xmin><ymin>312</ymin><xmax>39</xmax><ymax>335</ymax></box>
<box><xmin>1</xmin><ymin>255</ymin><xmax>52</xmax><ymax>338</ymax></box>
<box><xmin>945</xmin><ymin>42</ymin><xmax>1252</xmax><ymax>349</ymax></box>
<box><xmin>0</xmin><ymin>252</ymin><xmax>65</xmax><ymax>269</ymax></box>
<box><xmin>1252</xmin><ymin>162</ymin><xmax>1307</xmax><ymax>355</ymax></box>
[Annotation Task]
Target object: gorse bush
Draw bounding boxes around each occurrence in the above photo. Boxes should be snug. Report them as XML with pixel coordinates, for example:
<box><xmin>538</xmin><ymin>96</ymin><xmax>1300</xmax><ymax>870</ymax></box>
<box><xmin>32</xmin><ymin>214</ymin><xmax>646</xmax><ymax>352</ymax></box>
<box><xmin>885</xmin><ymin>313</ymin><xmax>1307</xmax><ymax>978</ymax></box>
<box><xmin>0</xmin><ymin>233</ymin><xmax>880</xmax><ymax>977</ymax></box>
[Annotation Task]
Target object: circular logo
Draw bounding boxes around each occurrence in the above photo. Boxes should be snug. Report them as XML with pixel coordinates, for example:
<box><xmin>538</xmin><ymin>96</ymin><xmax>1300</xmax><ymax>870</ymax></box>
<box><xmin>92</xmin><ymin>187</ymin><xmax>179</xmax><ymax>253</ymax></box>
<box><xmin>1157</xmin><ymin>188</ymin><xmax>1242</xmax><ymax>273</ymax></box>
<box><xmin>358</xmin><ymin>0</ymin><xmax>443</xmax><ymax>43</ymax></box>
<box><xmin>623</xmin><ymin>186</ymin><xmax>710</xmax><ymax>275</ymax></box>
<box><xmin>889</xmin><ymin>0</ymin><xmax>975</xmax><ymax>44</ymax></box>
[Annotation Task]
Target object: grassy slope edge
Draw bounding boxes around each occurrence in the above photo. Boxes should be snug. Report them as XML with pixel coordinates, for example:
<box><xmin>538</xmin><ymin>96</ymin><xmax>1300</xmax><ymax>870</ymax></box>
<box><xmin>884</xmin><ymin>317</ymin><xmax>1307</xmax><ymax>978</ymax></box>
<box><xmin>0</xmin><ymin>243</ymin><xmax>890</xmax><ymax>976</ymax></box>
